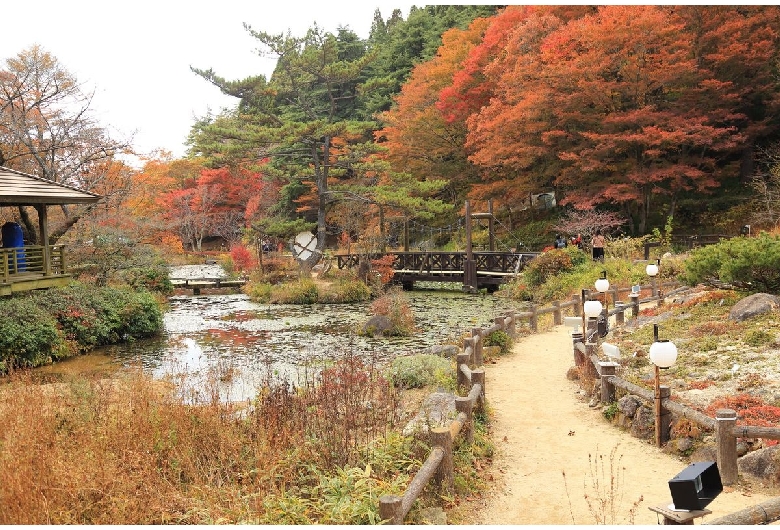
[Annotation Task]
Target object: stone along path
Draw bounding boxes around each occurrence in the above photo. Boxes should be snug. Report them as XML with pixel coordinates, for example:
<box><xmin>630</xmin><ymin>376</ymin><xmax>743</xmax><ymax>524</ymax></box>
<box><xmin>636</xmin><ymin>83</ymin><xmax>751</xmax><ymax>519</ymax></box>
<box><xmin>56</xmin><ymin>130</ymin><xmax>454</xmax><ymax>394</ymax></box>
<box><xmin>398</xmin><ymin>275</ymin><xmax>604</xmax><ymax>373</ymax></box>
<box><xmin>466</xmin><ymin>325</ymin><xmax>773</xmax><ymax>525</ymax></box>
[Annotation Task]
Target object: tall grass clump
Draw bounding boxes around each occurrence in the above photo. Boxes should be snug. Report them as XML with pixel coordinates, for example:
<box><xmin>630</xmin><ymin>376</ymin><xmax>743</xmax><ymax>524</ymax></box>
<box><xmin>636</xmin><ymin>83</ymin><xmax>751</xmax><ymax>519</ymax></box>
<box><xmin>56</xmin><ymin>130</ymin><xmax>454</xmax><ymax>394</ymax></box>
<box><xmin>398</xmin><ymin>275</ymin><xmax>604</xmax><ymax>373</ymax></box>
<box><xmin>0</xmin><ymin>351</ymin><xmax>420</xmax><ymax>524</ymax></box>
<box><xmin>269</xmin><ymin>278</ymin><xmax>319</xmax><ymax>304</ymax></box>
<box><xmin>318</xmin><ymin>278</ymin><xmax>372</xmax><ymax>303</ymax></box>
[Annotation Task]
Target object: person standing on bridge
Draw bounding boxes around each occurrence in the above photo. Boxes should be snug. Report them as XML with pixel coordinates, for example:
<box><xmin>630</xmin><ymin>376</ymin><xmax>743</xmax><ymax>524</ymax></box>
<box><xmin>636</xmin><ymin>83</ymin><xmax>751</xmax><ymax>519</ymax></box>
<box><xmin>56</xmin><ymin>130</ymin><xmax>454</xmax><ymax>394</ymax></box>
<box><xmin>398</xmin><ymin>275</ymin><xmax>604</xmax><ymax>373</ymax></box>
<box><xmin>592</xmin><ymin>231</ymin><xmax>605</xmax><ymax>261</ymax></box>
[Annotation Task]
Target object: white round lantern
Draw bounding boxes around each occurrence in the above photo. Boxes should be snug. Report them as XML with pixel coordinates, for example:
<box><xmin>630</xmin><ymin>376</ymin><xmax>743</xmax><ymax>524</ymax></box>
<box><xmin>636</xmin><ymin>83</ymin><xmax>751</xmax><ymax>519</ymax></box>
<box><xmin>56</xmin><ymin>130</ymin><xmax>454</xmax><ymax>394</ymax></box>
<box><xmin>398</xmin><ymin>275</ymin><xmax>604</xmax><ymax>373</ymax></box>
<box><xmin>646</xmin><ymin>260</ymin><xmax>659</xmax><ymax>277</ymax></box>
<box><xmin>595</xmin><ymin>277</ymin><xmax>610</xmax><ymax>293</ymax></box>
<box><xmin>649</xmin><ymin>340</ymin><xmax>678</xmax><ymax>368</ymax></box>
<box><xmin>583</xmin><ymin>299</ymin><xmax>603</xmax><ymax>318</ymax></box>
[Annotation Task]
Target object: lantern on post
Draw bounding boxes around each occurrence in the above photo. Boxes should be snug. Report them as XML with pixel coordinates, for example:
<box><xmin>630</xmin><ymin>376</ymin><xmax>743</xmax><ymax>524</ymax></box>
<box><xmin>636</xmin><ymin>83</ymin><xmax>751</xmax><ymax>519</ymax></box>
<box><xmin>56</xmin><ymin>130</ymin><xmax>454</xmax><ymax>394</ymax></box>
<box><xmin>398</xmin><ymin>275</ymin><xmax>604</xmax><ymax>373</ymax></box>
<box><xmin>649</xmin><ymin>324</ymin><xmax>678</xmax><ymax>447</ymax></box>
<box><xmin>646</xmin><ymin>258</ymin><xmax>660</xmax><ymax>298</ymax></box>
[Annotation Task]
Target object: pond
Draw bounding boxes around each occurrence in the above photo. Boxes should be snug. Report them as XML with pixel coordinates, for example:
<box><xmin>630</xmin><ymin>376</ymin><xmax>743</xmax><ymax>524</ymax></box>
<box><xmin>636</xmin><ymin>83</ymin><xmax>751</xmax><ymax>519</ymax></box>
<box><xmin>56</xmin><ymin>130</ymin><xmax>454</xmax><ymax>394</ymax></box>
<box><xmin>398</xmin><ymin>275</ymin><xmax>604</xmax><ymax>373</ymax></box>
<box><xmin>38</xmin><ymin>266</ymin><xmax>524</xmax><ymax>403</ymax></box>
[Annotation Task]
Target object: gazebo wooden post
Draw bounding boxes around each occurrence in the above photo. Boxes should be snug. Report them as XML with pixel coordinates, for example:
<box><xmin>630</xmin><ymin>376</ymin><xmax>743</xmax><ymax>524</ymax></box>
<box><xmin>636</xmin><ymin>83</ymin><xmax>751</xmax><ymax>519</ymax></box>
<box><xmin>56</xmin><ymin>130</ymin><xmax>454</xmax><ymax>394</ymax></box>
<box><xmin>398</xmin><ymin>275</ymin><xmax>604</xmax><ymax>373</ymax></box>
<box><xmin>36</xmin><ymin>204</ymin><xmax>51</xmax><ymax>275</ymax></box>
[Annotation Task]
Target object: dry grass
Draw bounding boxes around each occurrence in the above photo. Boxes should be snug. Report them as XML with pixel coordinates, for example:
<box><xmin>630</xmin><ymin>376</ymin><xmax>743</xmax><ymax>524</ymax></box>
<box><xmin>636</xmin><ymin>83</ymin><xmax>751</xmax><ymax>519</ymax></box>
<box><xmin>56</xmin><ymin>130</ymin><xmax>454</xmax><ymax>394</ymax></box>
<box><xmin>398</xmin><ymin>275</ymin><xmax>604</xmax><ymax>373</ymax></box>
<box><xmin>0</xmin><ymin>354</ymin><xmax>403</xmax><ymax>524</ymax></box>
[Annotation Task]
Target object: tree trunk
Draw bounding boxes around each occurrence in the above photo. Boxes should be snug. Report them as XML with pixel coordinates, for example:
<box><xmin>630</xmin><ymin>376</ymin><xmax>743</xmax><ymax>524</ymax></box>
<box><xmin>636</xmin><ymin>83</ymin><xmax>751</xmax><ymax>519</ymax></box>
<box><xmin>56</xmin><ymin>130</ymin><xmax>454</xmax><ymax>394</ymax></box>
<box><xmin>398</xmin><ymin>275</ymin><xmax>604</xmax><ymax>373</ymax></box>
<box><xmin>16</xmin><ymin>206</ymin><xmax>37</xmax><ymax>244</ymax></box>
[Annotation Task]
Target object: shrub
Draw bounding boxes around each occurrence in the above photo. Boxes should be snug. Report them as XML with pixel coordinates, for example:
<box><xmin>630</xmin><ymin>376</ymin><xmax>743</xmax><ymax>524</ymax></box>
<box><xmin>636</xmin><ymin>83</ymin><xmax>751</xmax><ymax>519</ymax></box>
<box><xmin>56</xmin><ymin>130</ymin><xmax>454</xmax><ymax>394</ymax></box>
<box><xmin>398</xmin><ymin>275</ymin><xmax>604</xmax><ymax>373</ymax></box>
<box><xmin>602</xmin><ymin>402</ymin><xmax>619</xmax><ymax>421</ymax></box>
<box><xmin>744</xmin><ymin>329</ymin><xmax>774</xmax><ymax>347</ymax></box>
<box><xmin>523</xmin><ymin>249</ymin><xmax>574</xmax><ymax>287</ymax></box>
<box><xmin>370</xmin><ymin>254</ymin><xmax>397</xmax><ymax>285</ymax></box>
<box><xmin>0</xmin><ymin>297</ymin><xmax>64</xmax><ymax>368</ymax></box>
<box><xmin>119</xmin><ymin>260</ymin><xmax>173</xmax><ymax>294</ymax></box>
<box><xmin>244</xmin><ymin>281</ymin><xmax>273</xmax><ymax>302</ymax></box>
<box><xmin>681</xmin><ymin>233</ymin><xmax>780</xmax><ymax>293</ymax></box>
<box><xmin>386</xmin><ymin>354</ymin><xmax>452</xmax><ymax>389</ymax></box>
<box><xmin>230</xmin><ymin>244</ymin><xmax>257</xmax><ymax>272</ymax></box>
<box><xmin>33</xmin><ymin>283</ymin><xmax>163</xmax><ymax>350</ymax></box>
<box><xmin>369</xmin><ymin>288</ymin><xmax>415</xmax><ymax>336</ymax></box>
<box><xmin>484</xmin><ymin>330</ymin><xmax>513</xmax><ymax>355</ymax></box>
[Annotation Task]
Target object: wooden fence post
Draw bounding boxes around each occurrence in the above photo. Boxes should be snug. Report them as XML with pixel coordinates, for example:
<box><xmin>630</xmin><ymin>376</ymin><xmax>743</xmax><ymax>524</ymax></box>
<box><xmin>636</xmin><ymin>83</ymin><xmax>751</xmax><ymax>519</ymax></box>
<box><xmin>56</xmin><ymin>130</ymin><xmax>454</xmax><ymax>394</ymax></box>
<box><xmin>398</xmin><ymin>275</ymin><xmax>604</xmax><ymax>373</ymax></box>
<box><xmin>431</xmin><ymin>427</ymin><xmax>454</xmax><ymax>495</ymax></box>
<box><xmin>472</xmin><ymin>329</ymin><xmax>483</xmax><ymax>366</ymax></box>
<box><xmin>599</xmin><ymin>362</ymin><xmax>618</xmax><ymax>404</ymax></box>
<box><xmin>552</xmin><ymin>300</ymin><xmax>562</xmax><ymax>326</ymax></box>
<box><xmin>716</xmin><ymin>408</ymin><xmax>738</xmax><ymax>485</ymax></box>
<box><xmin>379</xmin><ymin>494</ymin><xmax>403</xmax><ymax>524</ymax></box>
<box><xmin>614</xmin><ymin>302</ymin><xmax>625</xmax><ymax>326</ymax></box>
<box><xmin>529</xmin><ymin>304</ymin><xmax>538</xmax><ymax>332</ymax></box>
<box><xmin>610</xmin><ymin>286</ymin><xmax>619</xmax><ymax>310</ymax></box>
<box><xmin>506</xmin><ymin>313</ymin><xmax>517</xmax><ymax>338</ymax></box>
<box><xmin>630</xmin><ymin>294</ymin><xmax>640</xmax><ymax>320</ymax></box>
<box><xmin>463</xmin><ymin>337</ymin><xmax>474</xmax><ymax>365</ymax></box>
<box><xmin>572</xmin><ymin>332</ymin><xmax>585</xmax><ymax>367</ymax></box>
<box><xmin>456</xmin><ymin>396</ymin><xmax>474</xmax><ymax>444</ymax></box>
<box><xmin>657</xmin><ymin>288</ymin><xmax>664</xmax><ymax>307</ymax></box>
<box><xmin>457</xmin><ymin>352</ymin><xmax>469</xmax><ymax>390</ymax></box>
<box><xmin>584</xmin><ymin>342</ymin><xmax>599</xmax><ymax>380</ymax></box>
<box><xmin>471</xmin><ymin>369</ymin><xmax>485</xmax><ymax>411</ymax></box>
<box><xmin>573</xmin><ymin>294</ymin><xmax>581</xmax><ymax>317</ymax></box>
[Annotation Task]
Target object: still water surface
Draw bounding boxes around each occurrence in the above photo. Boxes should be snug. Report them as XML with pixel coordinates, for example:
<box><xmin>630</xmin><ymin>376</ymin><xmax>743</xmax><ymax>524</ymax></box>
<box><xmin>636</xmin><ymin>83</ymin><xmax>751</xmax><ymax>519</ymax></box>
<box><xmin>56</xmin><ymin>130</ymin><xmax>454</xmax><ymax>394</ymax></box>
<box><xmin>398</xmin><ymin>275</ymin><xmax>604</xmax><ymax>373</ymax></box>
<box><xmin>41</xmin><ymin>279</ymin><xmax>522</xmax><ymax>403</ymax></box>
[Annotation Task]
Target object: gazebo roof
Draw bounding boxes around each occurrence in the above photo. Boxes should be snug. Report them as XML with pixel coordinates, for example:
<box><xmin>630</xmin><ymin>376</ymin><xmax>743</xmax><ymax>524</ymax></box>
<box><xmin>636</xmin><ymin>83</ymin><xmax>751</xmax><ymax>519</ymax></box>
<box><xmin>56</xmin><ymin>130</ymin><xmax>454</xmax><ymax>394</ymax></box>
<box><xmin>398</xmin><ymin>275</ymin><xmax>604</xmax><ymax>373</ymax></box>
<box><xmin>0</xmin><ymin>166</ymin><xmax>101</xmax><ymax>205</ymax></box>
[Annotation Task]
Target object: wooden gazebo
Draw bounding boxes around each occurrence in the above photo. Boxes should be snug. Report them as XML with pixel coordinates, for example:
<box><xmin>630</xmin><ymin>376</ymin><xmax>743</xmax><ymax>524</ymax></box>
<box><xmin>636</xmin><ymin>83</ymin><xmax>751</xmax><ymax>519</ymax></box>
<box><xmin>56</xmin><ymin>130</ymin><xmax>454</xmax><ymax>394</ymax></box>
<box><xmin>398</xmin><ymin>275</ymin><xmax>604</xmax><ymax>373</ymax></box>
<box><xmin>0</xmin><ymin>166</ymin><xmax>101</xmax><ymax>295</ymax></box>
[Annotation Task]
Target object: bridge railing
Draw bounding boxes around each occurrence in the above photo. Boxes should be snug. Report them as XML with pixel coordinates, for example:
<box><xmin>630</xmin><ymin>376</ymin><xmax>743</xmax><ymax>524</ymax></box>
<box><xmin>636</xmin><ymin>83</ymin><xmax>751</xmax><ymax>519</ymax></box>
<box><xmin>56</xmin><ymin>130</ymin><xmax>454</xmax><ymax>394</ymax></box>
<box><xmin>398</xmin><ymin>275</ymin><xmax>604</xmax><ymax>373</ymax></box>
<box><xmin>335</xmin><ymin>251</ymin><xmax>539</xmax><ymax>275</ymax></box>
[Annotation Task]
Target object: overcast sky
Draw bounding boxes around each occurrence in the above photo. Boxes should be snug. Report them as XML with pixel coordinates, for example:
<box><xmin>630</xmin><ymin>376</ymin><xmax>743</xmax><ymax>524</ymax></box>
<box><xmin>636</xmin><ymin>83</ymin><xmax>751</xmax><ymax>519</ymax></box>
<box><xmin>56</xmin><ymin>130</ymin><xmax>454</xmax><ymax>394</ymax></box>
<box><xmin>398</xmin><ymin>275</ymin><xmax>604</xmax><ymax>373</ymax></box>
<box><xmin>1</xmin><ymin>1</ymin><xmax>418</xmax><ymax>160</ymax></box>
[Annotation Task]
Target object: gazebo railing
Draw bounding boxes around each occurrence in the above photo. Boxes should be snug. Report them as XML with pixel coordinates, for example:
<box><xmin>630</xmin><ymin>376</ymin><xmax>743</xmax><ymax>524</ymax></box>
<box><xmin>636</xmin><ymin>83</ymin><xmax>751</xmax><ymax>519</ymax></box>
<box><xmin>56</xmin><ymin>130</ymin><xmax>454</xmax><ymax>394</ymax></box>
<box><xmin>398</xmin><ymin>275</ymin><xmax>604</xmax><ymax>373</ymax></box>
<box><xmin>1</xmin><ymin>245</ymin><xmax>67</xmax><ymax>281</ymax></box>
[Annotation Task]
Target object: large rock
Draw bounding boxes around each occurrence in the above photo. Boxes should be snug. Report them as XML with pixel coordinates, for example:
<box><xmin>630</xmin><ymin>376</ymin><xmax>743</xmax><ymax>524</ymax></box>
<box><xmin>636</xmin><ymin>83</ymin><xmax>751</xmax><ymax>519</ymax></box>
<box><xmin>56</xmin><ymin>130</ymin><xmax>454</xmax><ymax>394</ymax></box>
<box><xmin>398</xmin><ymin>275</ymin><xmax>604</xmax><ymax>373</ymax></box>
<box><xmin>360</xmin><ymin>315</ymin><xmax>393</xmax><ymax>337</ymax></box>
<box><xmin>728</xmin><ymin>293</ymin><xmax>780</xmax><ymax>322</ymax></box>
<box><xmin>630</xmin><ymin>404</ymin><xmax>655</xmax><ymax>440</ymax></box>
<box><xmin>618</xmin><ymin>395</ymin><xmax>642</xmax><ymax>417</ymax></box>
<box><xmin>403</xmin><ymin>391</ymin><xmax>456</xmax><ymax>436</ymax></box>
<box><xmin>738</xmin><ymin>445</ymin><xmax>780</xmax><ymax>482</ymax></box>
<box><xmin>429</xmin><ymin>344</ymin><xmax>459</xmax><ymax>359</ymax></box>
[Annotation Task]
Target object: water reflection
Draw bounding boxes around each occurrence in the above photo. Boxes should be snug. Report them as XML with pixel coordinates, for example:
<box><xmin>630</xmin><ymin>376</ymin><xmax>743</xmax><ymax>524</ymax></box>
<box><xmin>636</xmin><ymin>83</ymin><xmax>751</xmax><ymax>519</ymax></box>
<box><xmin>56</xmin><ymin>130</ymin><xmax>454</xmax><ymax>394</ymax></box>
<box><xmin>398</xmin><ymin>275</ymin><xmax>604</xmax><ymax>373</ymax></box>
<box><xmin>97</xmin><ymin>286</ymin><xmax>522</xmax><ymax>403</ymax></box>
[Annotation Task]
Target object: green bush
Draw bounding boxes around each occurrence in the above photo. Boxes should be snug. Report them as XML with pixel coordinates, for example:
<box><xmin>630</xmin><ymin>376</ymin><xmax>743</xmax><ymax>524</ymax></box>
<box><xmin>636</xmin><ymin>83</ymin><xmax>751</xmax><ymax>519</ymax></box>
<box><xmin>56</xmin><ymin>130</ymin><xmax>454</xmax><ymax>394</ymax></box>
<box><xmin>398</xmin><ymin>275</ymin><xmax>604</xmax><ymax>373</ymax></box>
<box><xmin>484</xmin><ymin>330</ymin><xmax>513</xmax><ymax>355</ymax></box>
<box><xmin>523</xmin><ymin>248</ymin><xmax>576</xmax><ymax>287</ymax></box>
<box><xmin>602</xmin><ymin>401</ymin><xmax>619</xmax><ymax>421</ymax></box>
<box><xmin>0</xmin><ymin>297</ymin><xmax>64</xmax><ymax>368</ymax></box>
<box><xmin>32</xmin><ymin>284</ymin><xmax>163</xmax><ymax>349</ymax></box>
<box><xmin>119</xmin><ymin>262</ymin><xmax>173</xmax><ymax>294</ymax></box>
<box><xmin>0</xmin><ymin>283</ymin><xmax>163</xmax><ymax>369</ymax></box>
<box><xmin>386</xmin><ymin>354</ymin><xmax>452</xmax><ymax>389</ymax></box>
<box><xmin>744</xmin><ymin>329</ymin><xmax>773</xmax><ymax>347</ymax></box>
<box><xmin>681</xmin><ymin>233</ymin><xmax>780</xmax><ymax>293</ymax></box>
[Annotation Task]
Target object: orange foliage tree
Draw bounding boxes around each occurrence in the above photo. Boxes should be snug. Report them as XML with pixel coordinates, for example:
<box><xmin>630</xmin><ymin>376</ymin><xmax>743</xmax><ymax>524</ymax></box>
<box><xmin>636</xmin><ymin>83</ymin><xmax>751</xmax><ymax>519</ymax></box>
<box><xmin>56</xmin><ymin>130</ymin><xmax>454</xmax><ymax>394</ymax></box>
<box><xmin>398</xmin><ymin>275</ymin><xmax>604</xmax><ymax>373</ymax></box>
<box><xmin>378</xmin><ymin>17</ymin><xmax>492</xmax><ymax>206</ymax></box>
<box><xmin>462</xmin><ymin>5</ymin><xmax>780</xmax><ymax>233</ymax></box>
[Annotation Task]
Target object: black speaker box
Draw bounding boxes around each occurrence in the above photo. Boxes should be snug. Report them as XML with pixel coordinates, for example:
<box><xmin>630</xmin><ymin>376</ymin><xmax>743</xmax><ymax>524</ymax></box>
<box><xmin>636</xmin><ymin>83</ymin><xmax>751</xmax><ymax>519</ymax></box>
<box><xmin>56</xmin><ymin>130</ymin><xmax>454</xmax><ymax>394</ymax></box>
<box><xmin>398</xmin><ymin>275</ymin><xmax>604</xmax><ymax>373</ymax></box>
<box><xmin>668</xmin><ymin>461</ymin><xmax>723</xmax><ymax>511</ymax></box>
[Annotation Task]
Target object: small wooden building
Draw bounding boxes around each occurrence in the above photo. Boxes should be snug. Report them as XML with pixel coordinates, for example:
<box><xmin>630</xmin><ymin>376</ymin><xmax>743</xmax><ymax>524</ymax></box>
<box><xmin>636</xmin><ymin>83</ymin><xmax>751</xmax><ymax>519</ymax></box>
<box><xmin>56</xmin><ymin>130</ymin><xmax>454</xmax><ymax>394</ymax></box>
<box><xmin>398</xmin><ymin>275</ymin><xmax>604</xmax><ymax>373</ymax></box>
<box><xmin>0</xmin><ymin>166</ymin><xmax>101</xmax><ymax>295</ymax></box>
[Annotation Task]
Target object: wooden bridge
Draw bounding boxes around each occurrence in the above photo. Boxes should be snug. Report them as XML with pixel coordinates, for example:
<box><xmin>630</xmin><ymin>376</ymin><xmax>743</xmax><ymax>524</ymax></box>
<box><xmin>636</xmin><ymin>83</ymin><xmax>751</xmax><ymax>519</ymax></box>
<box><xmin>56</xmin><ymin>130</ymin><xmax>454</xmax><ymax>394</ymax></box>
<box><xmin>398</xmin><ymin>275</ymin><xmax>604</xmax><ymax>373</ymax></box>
<box><xmin>170</xmin><ymin>277</ymin><xmax>247</xmax><ymax>295</ymax></box>
<box><xmin>335</xmin><ymin>250</ymin><xmax>539</xmax><ymax>292</ymax></box>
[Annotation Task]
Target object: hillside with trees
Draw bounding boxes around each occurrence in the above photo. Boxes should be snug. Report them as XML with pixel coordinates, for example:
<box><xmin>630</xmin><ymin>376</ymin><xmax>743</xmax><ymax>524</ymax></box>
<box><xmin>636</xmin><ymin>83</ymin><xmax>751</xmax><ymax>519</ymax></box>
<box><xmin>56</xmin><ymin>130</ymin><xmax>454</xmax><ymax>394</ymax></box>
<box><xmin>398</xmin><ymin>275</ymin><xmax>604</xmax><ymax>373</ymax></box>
<box><xmin>2</xmin><ymin>5</ymin><xmax>780</xmax><ymax>258</ymax></box>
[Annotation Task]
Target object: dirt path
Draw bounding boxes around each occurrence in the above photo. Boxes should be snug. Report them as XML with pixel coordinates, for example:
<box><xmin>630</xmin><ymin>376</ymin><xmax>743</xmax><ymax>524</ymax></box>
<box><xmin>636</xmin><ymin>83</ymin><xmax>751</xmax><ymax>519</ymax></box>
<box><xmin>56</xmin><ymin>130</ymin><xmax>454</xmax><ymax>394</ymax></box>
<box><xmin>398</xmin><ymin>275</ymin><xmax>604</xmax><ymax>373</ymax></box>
<box><xmin>465</xmin><ymin>325</ymin><xmax>775</xmax><ymax>525</ymax></box>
